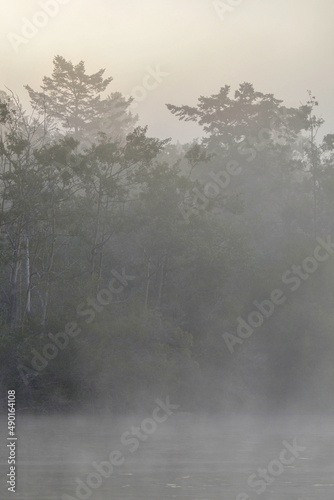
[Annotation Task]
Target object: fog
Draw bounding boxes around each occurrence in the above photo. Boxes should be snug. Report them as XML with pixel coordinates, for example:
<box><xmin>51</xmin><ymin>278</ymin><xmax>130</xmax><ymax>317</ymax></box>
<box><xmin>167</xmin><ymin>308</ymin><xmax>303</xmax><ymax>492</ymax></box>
<box><xmin>2</xmin><ymin>0</ymin><xmax>334</xmax><ymax>141</ymax></box>
<box><xmin>1</xmin><ymin>1</ymin><xmax>334</xmax><ymax>499</ymax></box>
<box><xmin>1</xmin><ymin>414</ymin><xmax>334</xmax><ymax>499</ymax></box>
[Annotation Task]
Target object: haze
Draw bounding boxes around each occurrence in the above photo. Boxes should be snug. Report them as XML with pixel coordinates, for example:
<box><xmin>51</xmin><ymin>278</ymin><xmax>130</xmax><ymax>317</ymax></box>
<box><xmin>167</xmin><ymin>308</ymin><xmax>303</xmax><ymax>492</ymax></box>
<box><xmin>1</xmin><ymin>0</ymin><xmax>334</xmax><ymax>141</ymax></box>
<box><xmin>1</xmin><ymin>2</ymin><xmax>334</xmax><ymax>499</ymax></box>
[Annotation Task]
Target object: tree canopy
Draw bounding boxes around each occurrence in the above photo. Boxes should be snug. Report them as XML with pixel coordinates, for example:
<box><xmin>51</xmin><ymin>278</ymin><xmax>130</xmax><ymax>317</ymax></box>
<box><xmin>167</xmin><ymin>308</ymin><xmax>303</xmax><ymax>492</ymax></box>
<box><xmin>1</xmin><ymin>59</ymin><xmax>334</xmax><ymax>414</ymax></box>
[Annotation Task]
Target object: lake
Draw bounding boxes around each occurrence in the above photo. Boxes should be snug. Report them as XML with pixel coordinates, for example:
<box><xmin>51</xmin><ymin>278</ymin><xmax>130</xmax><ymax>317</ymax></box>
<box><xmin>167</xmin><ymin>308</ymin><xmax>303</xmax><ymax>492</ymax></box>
<box><xmin>1</xmin><ymin>412</ymin><xmax>334</xmax><ymax>500</ymax></box>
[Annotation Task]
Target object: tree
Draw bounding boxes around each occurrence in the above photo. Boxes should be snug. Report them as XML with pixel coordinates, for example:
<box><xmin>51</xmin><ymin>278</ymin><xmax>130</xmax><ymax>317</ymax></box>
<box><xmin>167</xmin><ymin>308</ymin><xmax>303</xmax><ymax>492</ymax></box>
<box><xmin>25</xmin><ymin>55</ymin><xmax>136</xmax><ymax>142</ymax></box>
<box><xmin>301</xmin><ymin>91</ymin><xmax>324</xmax><ymax>239</ymax></box>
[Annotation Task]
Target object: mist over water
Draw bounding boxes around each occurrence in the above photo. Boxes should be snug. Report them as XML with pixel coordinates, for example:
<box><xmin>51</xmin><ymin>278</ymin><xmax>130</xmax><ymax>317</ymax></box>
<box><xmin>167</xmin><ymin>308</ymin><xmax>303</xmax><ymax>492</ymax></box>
<box><xmin>0</xmin><ymin>413</ymin><xmax>333</xmax><ymax>499</ymax></box>
<box><xmin>2</xmin><ymin>2</ymin><xmax>334</xmax><ymax>499</ymax></box>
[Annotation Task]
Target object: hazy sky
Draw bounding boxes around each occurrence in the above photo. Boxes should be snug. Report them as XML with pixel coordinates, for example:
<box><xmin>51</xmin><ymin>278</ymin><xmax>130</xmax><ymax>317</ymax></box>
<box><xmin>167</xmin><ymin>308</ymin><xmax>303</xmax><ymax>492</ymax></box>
<box><xmin>1</xmin><ymin>0</ymin><xmax>334</xmax><ymax>142</ymax></box>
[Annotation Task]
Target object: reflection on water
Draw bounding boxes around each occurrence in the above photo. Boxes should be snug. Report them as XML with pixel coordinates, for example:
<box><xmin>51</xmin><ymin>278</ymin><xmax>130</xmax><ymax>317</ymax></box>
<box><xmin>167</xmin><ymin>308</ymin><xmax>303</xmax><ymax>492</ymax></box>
<box><xmin>1</xmin><ymin>413</ymin><xmax>334</xmax><ymax>499</ymax></box>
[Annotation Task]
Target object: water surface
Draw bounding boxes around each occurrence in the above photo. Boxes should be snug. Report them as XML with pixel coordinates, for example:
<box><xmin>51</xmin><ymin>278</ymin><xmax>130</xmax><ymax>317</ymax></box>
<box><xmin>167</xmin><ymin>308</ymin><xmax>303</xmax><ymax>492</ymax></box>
<box><xmin>1</xmin><ymin>413</ymin><xmax>333</xmax><ymax>500</ymax></box>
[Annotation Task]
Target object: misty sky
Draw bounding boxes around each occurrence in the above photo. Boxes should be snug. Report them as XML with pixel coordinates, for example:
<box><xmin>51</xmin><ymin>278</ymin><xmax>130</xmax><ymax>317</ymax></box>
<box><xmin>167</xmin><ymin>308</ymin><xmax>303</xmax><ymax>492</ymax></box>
<box><xmin>1</xmin><ymin>0</ymin><xmax>334</xmax><ymax>142</ymax></box>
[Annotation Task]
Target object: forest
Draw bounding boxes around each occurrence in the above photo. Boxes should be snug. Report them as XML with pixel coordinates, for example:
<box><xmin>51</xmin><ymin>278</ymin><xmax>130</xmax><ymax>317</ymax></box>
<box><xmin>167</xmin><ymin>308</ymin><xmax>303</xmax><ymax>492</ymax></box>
<box><xmin>1</xmin><ymin>55</ymin><xmax>334</xmax><ymax>415</ymax></box>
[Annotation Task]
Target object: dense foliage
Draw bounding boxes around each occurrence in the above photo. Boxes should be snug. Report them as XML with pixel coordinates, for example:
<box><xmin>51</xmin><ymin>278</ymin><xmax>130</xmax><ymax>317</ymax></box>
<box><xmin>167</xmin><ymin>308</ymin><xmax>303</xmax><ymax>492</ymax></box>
<box><xmin>1</xmin><ymin>57</ymin><xmax>334</xmax><ymax>414</ymax></box>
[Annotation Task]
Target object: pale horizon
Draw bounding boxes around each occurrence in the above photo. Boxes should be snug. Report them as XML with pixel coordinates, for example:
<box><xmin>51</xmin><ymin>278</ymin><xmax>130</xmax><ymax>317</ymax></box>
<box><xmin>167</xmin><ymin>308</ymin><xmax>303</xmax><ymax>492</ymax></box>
<box><xmin>1</xmin><ymin>0</ymin><xmax>333</xmax><ymax>142</ymax></box>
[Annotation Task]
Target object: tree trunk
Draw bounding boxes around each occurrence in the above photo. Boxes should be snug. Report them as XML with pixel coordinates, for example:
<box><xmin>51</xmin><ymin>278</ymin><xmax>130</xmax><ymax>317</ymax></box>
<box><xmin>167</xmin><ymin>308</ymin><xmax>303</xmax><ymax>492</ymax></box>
<box><xmin>8</xmin><ymin>232</ymin><xmax>22</xmax><ymax>329</ymax></box>
<box><xmin>156</xmin><ymin>254</ymin><xmax>167</xmax><ymax>310</ymax></box>
<box><xmin>25</xmin><ymin>231</ymin><xmax>31</xmax><ymax>315</ymax></box>
<box><xmin>91</xmin><ymin>180</ymin><xmax>103</xmax><ymax>279</ymax></box>
<box><xmin>41</xmin><ymin>205</ymin><xmax>56</xmax><ymax>331</ymax></box>
<box><xmin>144</xmin><ymin>256</ymin><xmax>151</xmax><ymax>310</ymax></box>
